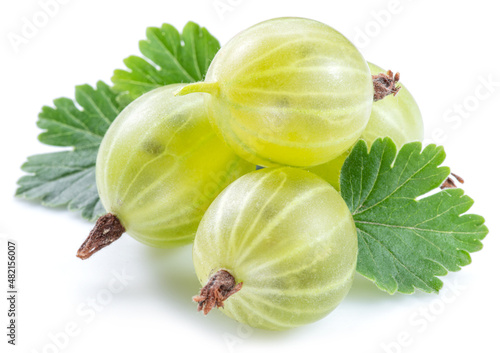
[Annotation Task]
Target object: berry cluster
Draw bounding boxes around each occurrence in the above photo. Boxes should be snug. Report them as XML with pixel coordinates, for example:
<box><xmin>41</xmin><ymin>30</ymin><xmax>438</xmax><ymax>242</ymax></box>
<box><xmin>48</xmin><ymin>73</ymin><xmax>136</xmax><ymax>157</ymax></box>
<box><xmin>79</xmin><ymin>17</ymin><xmax>424</xmax><ymax>330</ymax></box>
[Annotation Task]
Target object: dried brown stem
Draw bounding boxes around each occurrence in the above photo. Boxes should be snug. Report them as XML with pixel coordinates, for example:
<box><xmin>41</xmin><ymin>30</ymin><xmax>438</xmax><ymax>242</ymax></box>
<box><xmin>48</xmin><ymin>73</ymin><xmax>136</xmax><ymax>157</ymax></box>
<box><xmin>440</xmin><ymin>173</ymin><xmax>465</xmax><ymax>190</ymax></box>
<box><xmin>373</xmin><ymin>70</ymin><xmax>401</xmax><ymax>101</ymax></box>
<box><xmin>193</xmin><ymin>270</ymin><xmax>242</xmax><ymax>315</ymax></box>
<box><xmin>451</xmin><ymin>173</ymin><xmax>464</xmax><ymax>184</ymax></box>
<box><xmin>440</xmin><ymin>178</ymin><xmax>457</xmax><ymax>190</ymax></box>
<box><xmin>77</xmin><ymin>213</ymin><xmax>125</xmax><ymax>260</ymax></box>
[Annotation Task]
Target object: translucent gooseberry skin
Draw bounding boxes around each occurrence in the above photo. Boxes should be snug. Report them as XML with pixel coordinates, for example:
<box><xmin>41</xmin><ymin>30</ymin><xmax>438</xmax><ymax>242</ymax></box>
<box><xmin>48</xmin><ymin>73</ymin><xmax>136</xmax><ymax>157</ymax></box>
<box><xmin>309</xmin><ymin>62</ymin><xmax>424</xmax><ymax>190</ymax></box>
<box><xmin>177</xmin><ymin>17</ymin><xmax>373</xmax><ymax>168</ymax></box>
<box><xmin>96</xmin><ymin>84</ymin><xmax>254</xmax><ymax>247</ymax></box>
<box><xmin>193</xmin><ymin>167</ymin><xmax>358</xmax><ymax>330</ymax></box>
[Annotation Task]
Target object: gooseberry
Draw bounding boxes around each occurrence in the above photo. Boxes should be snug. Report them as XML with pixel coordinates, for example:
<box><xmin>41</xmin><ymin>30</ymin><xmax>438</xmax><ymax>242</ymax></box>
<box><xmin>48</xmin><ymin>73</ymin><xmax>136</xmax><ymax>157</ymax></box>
<box><xmin>177</xmin><ymin>17</ymin><xmax>374</xmax><ymax>168</ymax></box>
<box><xmin>77</xmin><ymin>84</ymin><xmax>254</xmax><ymax>259</ymax></box>
<box><xmin>192</xmin><ymin>167</ymin><xmax>358</xmax><ymax>330</ymax></box>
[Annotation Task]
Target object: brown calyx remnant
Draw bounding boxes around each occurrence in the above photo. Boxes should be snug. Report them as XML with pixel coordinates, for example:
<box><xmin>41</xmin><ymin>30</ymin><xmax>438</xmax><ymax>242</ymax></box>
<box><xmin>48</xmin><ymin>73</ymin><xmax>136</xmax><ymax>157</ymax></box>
<box><xmin>372</xmin><ymin>70</ymin><xmax>401</xmax><ymax>101</ymax></box>
<box><xmin>76</xmin><ymin>213</ymin><xmax>125</xmax><ymax>260</ymax></box>
<box><xmin>193</xmin><ymin>270</ymin><xmax>243</xmax><ymax>315</ymax></box>
<box><xmin>440</xmin><ymin>173</ymin><xmax>465</xmax><ymax>190</ymax></box>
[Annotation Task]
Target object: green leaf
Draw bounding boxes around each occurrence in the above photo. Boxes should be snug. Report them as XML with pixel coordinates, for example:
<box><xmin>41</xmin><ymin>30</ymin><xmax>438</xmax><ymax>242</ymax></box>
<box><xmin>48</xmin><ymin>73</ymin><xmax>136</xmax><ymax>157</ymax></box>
<box><xmin>37</xmin><ymin>82</ymin><xmax>121</xmax><ymax>149</ymax></box>
<box><xmin>16</xmin><ymin>149</ymin><xmax>104</xmax><ymax>220</ymax></box>
<box><xmin>16</xmin><ymin>82</ymin><xmax>124</xmax><ymax>220</ymax></box>
<box><xmin>111</xmin><ymin>22</ymin><xmax>220</xmax><ymax>102</ymax></box>
<box><xmin>341</xmin><ymin>138</ymin><xmax>488</xmax><ymax>294</ymax></box>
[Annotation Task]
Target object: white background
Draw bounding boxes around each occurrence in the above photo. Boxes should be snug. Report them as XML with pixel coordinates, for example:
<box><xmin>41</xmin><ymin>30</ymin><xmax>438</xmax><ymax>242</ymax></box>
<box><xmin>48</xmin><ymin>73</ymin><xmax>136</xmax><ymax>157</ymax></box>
<box><xmin>1</xmin><ymin>1</ymin><xmax>499</xmax><ymax>352</ymax></box>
